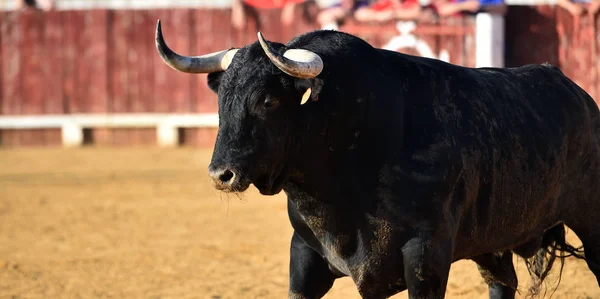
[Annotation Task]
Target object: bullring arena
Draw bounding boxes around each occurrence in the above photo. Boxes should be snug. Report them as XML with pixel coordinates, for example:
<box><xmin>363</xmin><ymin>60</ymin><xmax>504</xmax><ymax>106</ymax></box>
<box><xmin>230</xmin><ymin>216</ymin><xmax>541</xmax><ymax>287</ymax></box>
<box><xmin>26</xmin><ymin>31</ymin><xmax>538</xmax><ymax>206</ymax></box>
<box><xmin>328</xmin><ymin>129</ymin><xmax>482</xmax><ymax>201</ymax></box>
<box><xmin>0</xmin><ymin>148</ymin><xmax>598</xmax><ymax>298</ymax></box>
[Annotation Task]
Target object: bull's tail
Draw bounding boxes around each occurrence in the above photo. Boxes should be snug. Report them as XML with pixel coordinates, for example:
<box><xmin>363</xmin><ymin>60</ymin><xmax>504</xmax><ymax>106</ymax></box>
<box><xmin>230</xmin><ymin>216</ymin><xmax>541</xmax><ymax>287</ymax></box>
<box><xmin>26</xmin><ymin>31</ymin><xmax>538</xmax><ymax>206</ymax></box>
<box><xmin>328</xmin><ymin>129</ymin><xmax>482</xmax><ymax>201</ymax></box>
<box><xmin>524</xmin><ymin>224</ymin><xmax>586</xmax><ymax>299</ymax></box>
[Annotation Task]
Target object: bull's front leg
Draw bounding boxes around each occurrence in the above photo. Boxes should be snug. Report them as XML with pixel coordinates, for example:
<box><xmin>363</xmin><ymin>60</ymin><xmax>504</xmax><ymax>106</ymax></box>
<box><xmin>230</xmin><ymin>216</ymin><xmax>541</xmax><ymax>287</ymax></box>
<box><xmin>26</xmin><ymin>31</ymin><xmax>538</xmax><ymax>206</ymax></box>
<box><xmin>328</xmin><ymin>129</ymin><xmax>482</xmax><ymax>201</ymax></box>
<box><xmin>288</xmin><ymin>232</ymin><xmax>337</xmax><ymax>299</ymax></box>
<box><xmin>402</xmin><ymin>235</ymin><xmax>453</xmax><ymax>299</ymax></box>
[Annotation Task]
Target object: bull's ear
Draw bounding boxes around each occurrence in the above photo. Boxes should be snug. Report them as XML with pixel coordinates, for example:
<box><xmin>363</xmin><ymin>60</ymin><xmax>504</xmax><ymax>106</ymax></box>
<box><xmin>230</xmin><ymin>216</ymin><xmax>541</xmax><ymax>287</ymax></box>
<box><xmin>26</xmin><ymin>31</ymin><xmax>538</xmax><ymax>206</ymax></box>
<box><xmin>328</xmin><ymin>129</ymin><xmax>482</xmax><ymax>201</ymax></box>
<box><xmin>295</xmin><ymin>78</ymin><xmax>324</xmax><ymax>105</ymax></box>
<box><xmin>207</xmin><ymin>72</ymin><xmax>225</xmax><ymax>94</ymax></box>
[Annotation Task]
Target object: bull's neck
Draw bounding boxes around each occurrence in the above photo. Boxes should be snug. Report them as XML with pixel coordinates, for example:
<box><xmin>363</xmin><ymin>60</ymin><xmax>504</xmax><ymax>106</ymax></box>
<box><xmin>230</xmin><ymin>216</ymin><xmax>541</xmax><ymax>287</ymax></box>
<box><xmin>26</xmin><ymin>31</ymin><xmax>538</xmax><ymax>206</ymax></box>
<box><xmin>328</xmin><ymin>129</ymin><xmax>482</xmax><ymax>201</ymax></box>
<box><xmin>286</xmin><ymin>98</ymin><xmax>374</xmax><ymax>203</ymax></box>
<box><xmin>282</xmin><ymin>94</ymin><xmax>378</xmax><ymax>256</ymax></box>
<box><xmin>285</xmin><ymin>51</ymin><xmax>404</xmax><ymax>202</ymax></box>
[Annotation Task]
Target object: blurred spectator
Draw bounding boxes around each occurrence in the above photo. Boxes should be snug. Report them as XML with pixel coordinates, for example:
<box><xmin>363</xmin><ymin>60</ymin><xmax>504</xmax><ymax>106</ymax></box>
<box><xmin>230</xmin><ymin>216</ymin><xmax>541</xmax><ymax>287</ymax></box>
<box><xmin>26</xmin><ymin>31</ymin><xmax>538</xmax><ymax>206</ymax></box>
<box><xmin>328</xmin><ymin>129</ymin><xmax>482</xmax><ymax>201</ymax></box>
<box><xmin>15</xmin><ymin>0</ymin><xmax>54</xmax><ymax>11</ymax></box>
<box><xmin>556</xmin><ymin>0</ymin><xmax>600</xmax><ymax>16</ymax></box>
<box><xmin>317</xmin><ymin>0</ymin><xmax>370</xmax><ymax>29</ymax></box>
<box><xmin>557</xmin><ymin>0</ymin><xmax>584</xmax><ymax>15</ymax></box>
<box><xmin>232</xmin><ymin>0</ymin><xmax>305</xmax><ymax>29</ymax></box>
<box><xmin>281</xmin><ymin>0</ymin><xmax>301</xmax><ymax>26</ymax></box>
<box><xmin>433</xmin><ymin>0</ymin><xmax>506</xmax><ymax>16</ymax></box>
<box><xmin>590</xmin><ymin>0</ymin><xmax>600</xmax><ymax>15</ymax></box>
<box><xmin>232</xmin><ymin>0</ymin><xmax>247</xmax><ymax>29</ymax></box>
<box><xmin>354</xmin><ymin>0</ymin><xmax>422</xmax><ymax>23</ymax></box>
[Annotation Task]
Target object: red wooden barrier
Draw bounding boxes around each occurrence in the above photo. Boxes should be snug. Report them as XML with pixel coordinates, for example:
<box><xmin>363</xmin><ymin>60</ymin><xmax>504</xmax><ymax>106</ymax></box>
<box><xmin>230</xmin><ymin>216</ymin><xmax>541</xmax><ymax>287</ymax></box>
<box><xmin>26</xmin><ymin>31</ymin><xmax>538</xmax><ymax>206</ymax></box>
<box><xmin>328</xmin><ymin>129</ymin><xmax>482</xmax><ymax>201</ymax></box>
<box><xmin>505</xmin><ymin>6</ymin><xmax>600</xmax><ymax>105</ymax></box>
<box><xmin>0</xmin><ymin>6</ymin><xmax>597</xmax><ymax>147</ymax></box>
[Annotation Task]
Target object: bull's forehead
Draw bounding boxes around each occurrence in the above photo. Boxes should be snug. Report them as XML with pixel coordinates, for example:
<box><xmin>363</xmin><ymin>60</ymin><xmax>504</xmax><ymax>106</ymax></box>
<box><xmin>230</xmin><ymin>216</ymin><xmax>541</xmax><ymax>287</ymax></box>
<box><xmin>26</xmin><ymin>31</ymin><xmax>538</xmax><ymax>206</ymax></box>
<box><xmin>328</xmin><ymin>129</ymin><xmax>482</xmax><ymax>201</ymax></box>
<box><xmin>219</xmin><ymin>69</ymin><xmax>267</xmax><ymax>105</ymax></box>
<box><xmin>218</xmin><ymin>44</ymin><xmax>290</xmax><ymax>104</ymax></box>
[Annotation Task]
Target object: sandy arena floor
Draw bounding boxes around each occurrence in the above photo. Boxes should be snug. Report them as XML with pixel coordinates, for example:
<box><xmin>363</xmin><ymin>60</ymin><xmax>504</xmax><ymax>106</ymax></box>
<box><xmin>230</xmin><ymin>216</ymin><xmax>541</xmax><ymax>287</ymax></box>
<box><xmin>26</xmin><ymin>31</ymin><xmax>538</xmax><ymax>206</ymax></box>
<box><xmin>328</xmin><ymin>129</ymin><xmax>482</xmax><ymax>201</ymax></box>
<box><xmin>0</xmin><ymin>148</ymin><xmax>598</xmax><ymax>299</ymax></box>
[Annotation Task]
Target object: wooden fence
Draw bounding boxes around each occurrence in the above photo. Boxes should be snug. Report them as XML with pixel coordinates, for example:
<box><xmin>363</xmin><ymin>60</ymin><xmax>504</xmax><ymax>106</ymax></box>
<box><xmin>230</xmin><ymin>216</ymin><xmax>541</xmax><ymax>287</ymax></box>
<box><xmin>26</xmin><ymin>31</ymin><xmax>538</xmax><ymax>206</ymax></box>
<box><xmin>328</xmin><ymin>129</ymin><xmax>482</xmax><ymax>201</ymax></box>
<box><xmin>505</xmin><ymin>6</ymin><xmax>600</xmax><ymax>103</ymax></box>
<box><xmin>0</xmin><ymin>5</ymin><xmax>597</xmax><ymax>147</ymax></box>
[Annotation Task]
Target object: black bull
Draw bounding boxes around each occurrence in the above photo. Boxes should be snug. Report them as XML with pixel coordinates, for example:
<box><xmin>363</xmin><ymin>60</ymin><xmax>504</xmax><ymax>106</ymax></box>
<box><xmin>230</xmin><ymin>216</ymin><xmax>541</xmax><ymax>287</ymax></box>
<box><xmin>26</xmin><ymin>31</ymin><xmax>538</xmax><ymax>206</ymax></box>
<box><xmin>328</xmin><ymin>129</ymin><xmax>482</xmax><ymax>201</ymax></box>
<box><xmin>155</xmin><ymin>20</ymin><xmax>600</xmax><ymax>299</ymax></box>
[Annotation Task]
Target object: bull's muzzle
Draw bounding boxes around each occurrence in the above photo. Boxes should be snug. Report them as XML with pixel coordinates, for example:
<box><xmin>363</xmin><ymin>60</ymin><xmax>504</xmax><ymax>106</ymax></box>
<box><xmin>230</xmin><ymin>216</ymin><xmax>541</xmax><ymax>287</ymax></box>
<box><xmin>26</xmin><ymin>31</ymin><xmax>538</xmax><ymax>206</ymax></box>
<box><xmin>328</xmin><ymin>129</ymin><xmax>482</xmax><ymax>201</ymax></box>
<box><xmin>208</xmin><ymin>166</ymin><xmax>238</xmax><ymax>191</ymax></box>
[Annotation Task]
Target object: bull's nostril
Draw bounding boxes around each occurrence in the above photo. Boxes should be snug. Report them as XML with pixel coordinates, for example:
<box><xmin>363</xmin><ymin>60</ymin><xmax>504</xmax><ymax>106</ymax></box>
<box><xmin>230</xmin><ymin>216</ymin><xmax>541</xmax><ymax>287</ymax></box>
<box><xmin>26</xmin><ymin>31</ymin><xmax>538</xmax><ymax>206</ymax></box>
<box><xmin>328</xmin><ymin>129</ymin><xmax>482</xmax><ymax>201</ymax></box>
<box><xmin>219</xmin><ymin>169</ymin><xmax>234</xmax><ymax>184</ymax></box>
<box><xmin>208</xmin><ymin>166</ymin><xmax>237</xmax><ymax>188</ymax></box>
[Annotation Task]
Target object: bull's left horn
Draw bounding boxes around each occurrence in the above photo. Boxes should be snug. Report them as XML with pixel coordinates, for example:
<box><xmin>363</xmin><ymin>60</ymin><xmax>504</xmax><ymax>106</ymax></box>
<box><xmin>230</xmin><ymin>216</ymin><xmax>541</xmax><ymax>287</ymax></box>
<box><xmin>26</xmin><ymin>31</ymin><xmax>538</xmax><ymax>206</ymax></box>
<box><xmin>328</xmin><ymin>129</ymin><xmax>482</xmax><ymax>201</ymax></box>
<box><xmin>257</xmin><ymin>32</ymin><xmax>323</xmax><ymax>79</ymax></box>
<box><xmin>156</xmin><ymin>19</ymin><xmax>238</xmax><ymax>73</ymax></box>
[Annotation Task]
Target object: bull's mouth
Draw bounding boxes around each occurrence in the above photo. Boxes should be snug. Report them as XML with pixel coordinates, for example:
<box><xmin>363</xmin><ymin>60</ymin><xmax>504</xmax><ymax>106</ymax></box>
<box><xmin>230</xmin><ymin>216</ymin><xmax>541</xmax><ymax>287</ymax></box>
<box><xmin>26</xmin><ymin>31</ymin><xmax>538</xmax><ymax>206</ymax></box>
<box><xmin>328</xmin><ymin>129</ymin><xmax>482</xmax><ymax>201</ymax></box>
<box><xmin>253</xmin><ymin>172</ymin><xmax>287</xmax><ymax>196</ymax></box>
<box><xmin>208</xmin><ymin>161</ymin><xmax>289</xmax><ymax>196</ymax></box>
<box><xmin>254</xmin><ymin>183</ymin><xmax>283</xmax><ymax>196</ymax></box>
<box><xmin>211</xmin><ymin>174</ymin><xmax>252</xmax><ymax>193</ymax></box>
<box><xmin>210</xmin><ymin>171</ymin><xmax>285</xmax><ymax>195</ymax></box>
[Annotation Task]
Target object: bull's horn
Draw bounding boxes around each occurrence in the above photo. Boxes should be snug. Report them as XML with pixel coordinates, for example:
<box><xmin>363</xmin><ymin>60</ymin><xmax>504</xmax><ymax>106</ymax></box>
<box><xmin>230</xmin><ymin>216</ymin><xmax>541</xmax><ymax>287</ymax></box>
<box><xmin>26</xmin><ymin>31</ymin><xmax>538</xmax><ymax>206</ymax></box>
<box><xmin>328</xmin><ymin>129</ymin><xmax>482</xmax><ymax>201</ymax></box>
<box><xmin>156</xmin><ymin>20</ymin><xmax>238</xmax><ymax>73</ymax></box>
<box><xmin>257</xmin><ymin>32</ymin><xmax>323</xmax><ymax>79</ymax></box>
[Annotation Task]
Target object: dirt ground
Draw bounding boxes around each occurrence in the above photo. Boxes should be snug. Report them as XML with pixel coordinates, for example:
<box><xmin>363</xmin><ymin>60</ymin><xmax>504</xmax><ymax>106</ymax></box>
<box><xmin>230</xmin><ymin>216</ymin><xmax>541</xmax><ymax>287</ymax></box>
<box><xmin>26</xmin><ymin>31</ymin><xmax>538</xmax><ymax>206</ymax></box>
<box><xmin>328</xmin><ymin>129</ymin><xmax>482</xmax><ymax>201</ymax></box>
<box><xmin>0</xmin><ymin>148</ymin><xmax>598</xmax><ymax>299</ymax></box>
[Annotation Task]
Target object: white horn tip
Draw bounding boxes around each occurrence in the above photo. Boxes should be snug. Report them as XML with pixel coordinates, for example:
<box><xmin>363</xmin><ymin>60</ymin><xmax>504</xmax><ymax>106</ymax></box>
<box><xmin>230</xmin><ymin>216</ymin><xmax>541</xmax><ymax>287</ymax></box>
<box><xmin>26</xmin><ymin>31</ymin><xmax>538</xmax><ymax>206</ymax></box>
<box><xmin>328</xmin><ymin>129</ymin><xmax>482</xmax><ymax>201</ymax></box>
<box><xmin>156</xmin><ymin>20</ymin><xmax>162</xmax><ymax>35</ymax></box>
<box><xmin>301</xmin><ymin>88</ymin><xmax>312</xmax><ymax>105</ymax></box>
<box><xmin>257</xmin><ymin>32</ymin><xmax>268</xmax><ymax>47</ymax></box>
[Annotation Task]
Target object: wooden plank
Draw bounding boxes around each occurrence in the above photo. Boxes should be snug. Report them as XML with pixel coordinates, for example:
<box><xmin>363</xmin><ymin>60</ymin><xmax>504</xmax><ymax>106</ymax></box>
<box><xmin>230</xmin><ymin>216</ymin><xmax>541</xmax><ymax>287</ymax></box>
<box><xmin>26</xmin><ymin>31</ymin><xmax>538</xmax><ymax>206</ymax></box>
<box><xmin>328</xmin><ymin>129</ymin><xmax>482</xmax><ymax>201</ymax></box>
<box><xmin>100</xmin><ymin>128</ymin><xmax>156</xmax><ymax>147</ymax></box>
<box><xmin>107</xmin><ymin>128</ymin><xmax>127</xmax><ymax>147</ymax></box>
<box><xmin>594</xmin><ymin>13</ymin><xmax>599</xmax><ymax>103</ymax></box>
<box><xmin>73</xmin><ymin>11</ymin><xmax>88</xmax><ymax>113</ymax></box>
<box><xmin>108</xmin><ymin>10</ymin><xmax>131</xmax><ymax>114</ymax></box>
<box><xmin>19</xmin><ymin>10</ymin><xmax>44</xmax><ymax>145</ymax></box>
<box><xmin>14</xmin><ymin>11</ymin><xmax>32</xmax><ymax>146</ymax></box>
<box><xmin>153</xmin><ymin>9</ymin><xmax>172</xmax><ymax>113</ymax></box>
<box><xmin>167</xmin><ymin>8</ymin><xmax>192</xmax><ymax>113</ymax></box>
<box><xmin>20</xmin><ymin>129</ymin><xmax>55</xmax><ymax>147</ymax></box>
<box><xmin>462</xmin><ymin>17</ymin><xmax>476</xmax><ymax>68</ymax></box>
<box><xmin>139</xmin><ymin>128</ymin><xmax>157</xmax><ymax>146</ymax></box>
<box><xmin>180</xmin><ymin>127</ymin><xmax>217</xmax><ymax>148</ymax></box>
<box><xmin>0</xmin><ymin>130</ymin><xmax>20</xmax><ymax>147</ymax></box>
<box><xmin>0</xmin><ymin>12</ymin><xmax>3</xmax><ymax>116</ymax></box>
<box><xmin>124</xmin><ymin>9</ymin><xmax>142</xmax><ymax>145</ymax></box>
<box><xmin>192</xmin><ymin>8</ymin><xmax>220</xmax><ymax>113</ymax></box>
<box><xmin>456</xmin><ymin>18</ymin><xmax>465</xmax><ymax>67</ymax></box>
<box><xmin>505</xmin><ymin>6</ymin><xmax>559</xmax><ymax>67</ymax></box>
<box><xmin>42</xmin><ymin>10</ymin><xmax>64</xmax><ymax>145</ymax></box>
<box><xmin>62</xmin><ymin>10</ymin><xmax>83</xmax><ymax>114</ymax></box>
<box><xmin>137</xmin><ymin>9</ymin><xmax>156</xmax><ymax>113</ymax></box>
<box><xmin>105</xmin><ymin>10</ymin><xmax>125</xmax><ymax>145</ymax></box>
<box><xmin>81</xmin><ymin>10</ymin><xmax>109</xmax><ymax>113</ymax></box>
<box><xmin>555</xmin><ymin>8</ymin><xmax>594</xmax><ymax>97</ymax></box>
<box><xmin>129</xmin><ymin>9</ymin><xmax>156</xmax><ymax>145</ymax></box>
<box><xmin>91</xmin><ymin>10</ymin><xmax>116</xmax><ymax>145</ymax></box>
<box><xmin>1</xmin><ymin>12</ymin><xmax>22</xmax><ymax>119</ymax></box>
<box><xmin>43</xmin><ymin>10</ymin><xmax>64</xmax><ymax>114</ymax></box>
<box><xmin>20</xmin><ymin>9</ymin><xmax>45</xmax><ymax>116</ymax></box>
<box><xmin>126</xmin><ymin>10</ymin><xmax>141</xmax><ymax>113</ymax></box>
<box><xmin>45</xmin><ymin>129</ymin><xmax>62</xmax><ymax>147</ymax></box>
<box><xmin>438</xmin><ymin>17</ymin><xmax>461</xmax><ymax>66</ymax></box>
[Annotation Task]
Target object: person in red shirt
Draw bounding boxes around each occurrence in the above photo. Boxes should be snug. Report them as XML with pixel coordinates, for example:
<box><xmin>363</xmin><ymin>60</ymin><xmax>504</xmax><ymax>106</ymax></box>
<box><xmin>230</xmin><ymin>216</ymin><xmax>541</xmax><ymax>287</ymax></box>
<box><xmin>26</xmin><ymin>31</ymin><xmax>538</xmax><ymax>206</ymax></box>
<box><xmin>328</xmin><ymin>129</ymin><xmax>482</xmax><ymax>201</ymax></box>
<box><xmin>353</xmin><ymin>0</ymin><xmax>422</xmax><ymax>23</ymax></box>
<box><xmin>232</xmin><ymin>0</ymin><xmax>306</xmax><ymax>29</ymax></box>
<box><xmin>592</xmin><ymin>0</ymin><xmax>600</xmax><ymax>15</ymax></box>
<box><xmin>556</xmin><ymin>0</ymin><xmax>600</xmax><ymax>16</ymax></box>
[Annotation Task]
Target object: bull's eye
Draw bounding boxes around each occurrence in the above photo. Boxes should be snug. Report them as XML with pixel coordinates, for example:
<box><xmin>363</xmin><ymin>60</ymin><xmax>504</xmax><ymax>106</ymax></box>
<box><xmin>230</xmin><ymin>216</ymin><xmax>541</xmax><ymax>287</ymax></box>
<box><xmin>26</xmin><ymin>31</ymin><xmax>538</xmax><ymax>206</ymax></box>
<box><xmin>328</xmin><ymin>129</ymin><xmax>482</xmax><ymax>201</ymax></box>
<box><xmin>263</xmin><ymin>97</ymin><xmax>280</xmax><ymax>109</ymax></box>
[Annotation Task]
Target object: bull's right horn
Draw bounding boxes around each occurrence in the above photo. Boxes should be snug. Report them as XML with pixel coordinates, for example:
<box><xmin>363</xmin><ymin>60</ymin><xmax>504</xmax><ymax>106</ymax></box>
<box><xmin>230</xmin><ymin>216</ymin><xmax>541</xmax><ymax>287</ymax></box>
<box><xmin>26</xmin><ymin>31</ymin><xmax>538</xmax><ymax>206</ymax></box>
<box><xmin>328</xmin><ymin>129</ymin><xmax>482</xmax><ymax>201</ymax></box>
<box><xmin>257</xmin><ymin>32</ymin><xmax>323</xmax><ymax>79</ymax></box>
<box><xmin>155</xmin><ymin>20</ymin><xmax>238</xmax><ymax>73</ymax></box>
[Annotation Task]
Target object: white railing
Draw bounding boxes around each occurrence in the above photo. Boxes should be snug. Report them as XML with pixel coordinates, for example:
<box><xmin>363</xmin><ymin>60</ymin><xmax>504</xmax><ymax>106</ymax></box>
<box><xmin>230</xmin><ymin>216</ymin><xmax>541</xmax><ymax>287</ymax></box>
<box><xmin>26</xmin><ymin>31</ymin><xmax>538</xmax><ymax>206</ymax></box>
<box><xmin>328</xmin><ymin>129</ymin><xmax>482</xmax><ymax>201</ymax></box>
<box><xmin>0</xmin><ymin>113</ymin><xmax>219</xmax><ymax>147</ymax></box>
